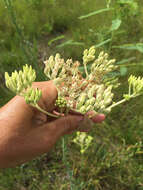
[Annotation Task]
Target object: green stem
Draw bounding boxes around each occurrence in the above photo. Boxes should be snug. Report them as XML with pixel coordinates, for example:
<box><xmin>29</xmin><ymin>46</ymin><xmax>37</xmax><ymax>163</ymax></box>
<box><xmin>107</xmin><ymin>98</ymin><xmax>127</xmax><ymax>110</ymax></box>
<box><xmin>62</xmin><ymin>137</ymin><xmax>75</xmax><ymax>190</ymax></box>
<box><xmin>129</xmin><ymin>83</ymin><xmax>131</xmax><ymax>96</ymax></box>
<box><xmin>107</xmin><ymin>94</ymin><xmax>140</xmax><ymax>110</ymax></box>
<box><xmin>83</xmin><ymin>61</ymin><xmax>88</xmax><ymax>77</ymax></box>
<box><xmin>34</xmin><ymin>104</ymin><xmax>59</xmax><ymax>118</ymax></box>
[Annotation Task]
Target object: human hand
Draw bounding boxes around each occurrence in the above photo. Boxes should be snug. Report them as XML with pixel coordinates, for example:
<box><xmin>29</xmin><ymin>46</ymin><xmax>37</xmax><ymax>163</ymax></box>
<box><xmin>0</xmin><ymin>81</ymin><xmax>105</xmax><ymax>168</ymax></box>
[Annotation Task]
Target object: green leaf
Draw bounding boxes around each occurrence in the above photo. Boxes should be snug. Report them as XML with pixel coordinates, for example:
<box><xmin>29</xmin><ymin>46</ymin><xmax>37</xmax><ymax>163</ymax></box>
<box><xmin>78</xmin><ymin>8</ymin><xmax>113</xmax><ymax>19</ymax></box>
<box><xmin>95</xmin><ymin>39</ymin><xmax>111</xmax><ymax>48</ymax></box>
<box><xmin>110</xmin><ymin>19</ymin><xmax>122</xmax><ymax>31</ymax></box>
<box><xmin>48</xmin><ymin>35</ymin><xmax>65</xmax><ymax>46</ymax></box>
<box><xmin>116</xmin><ymin>57</ymin><xmax>136</xmax><ymax>65</ymax></box>
<box><xmin>113</xmin><ymin>43</ymin><xmax>143</xmax><ymax>53</ymax></box>
<box><xmin>118</xmin><ymin>0</ymin><xmax>136</xmax><ymax>5</ymax></box>
<box><xmin>56</xmin><ymin>40</ymin><xmax>84</xmax><ymax>48</ymax></box>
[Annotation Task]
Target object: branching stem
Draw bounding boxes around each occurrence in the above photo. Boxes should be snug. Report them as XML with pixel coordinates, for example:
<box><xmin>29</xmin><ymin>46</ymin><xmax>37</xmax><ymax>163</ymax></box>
<box><xmin>107</xmin><ymin>94</ymin><xmax>140</xmax><ymax>110</ymax></box>
<box><xmin>34</xmin><ymin>104</ymin><xmax>59</xmax><ymax>118</ymax></box>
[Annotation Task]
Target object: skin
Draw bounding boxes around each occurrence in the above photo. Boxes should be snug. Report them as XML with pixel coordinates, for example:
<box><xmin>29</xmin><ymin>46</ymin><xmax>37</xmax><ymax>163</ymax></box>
<box><xmin>0</xmin><ymin>81</ymin><xmax>105</xmax><ymax>168</ymax></box>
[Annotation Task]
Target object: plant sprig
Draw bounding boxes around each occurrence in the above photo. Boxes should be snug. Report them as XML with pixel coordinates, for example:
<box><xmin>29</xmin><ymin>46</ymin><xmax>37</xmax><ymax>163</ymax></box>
<box><xmin>5</xmin><ymin>47</ymin><xmax>143</xmax><ymax>118</ymax></box>
<box><xmin>106</xmin><ymin>75</ymin><xmax>143</xmax><ymax>112</ymax></box>
<box><xmin>5</xmin><ymin>64</ymin><xmax>58</xmax><ymax>118</ymax></box>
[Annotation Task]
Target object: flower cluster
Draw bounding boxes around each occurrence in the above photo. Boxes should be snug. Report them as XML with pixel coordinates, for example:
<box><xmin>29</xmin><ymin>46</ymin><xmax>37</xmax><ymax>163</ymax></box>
<box><xmin>5</xmin><ymin>64</ymin><xmax>36</xmax><ymax>94</ymax></box>
<box><xmin>55</xmin><ymin>96</ymin><xmax>67</xmax><ymax>108</ymax></box>
<box><xmin>5</xmin><ymin>46</ymin><xmax>143</xmax><ymax>118</ymax></box>
<box><xmin>123</xmin><ymin>75</ymin><xmax>143</xmax><ymax>101</ymax></box>
<box><xmin>44</xmin><ymin>46</ymin><xmax>118</xmax><ymax>114</ymax></box>
<box><xmin>5</xmin><ymin>47</ymin><xmax>143</xmax><ymax>154</ymax></box>
<box><xmin>73</xmin><ymin>132</ymin><xmax>93</xmax><ymax>154</ymax></box>
<box><xmin>5</xmin><ymin>64</ymin><xmax>58</xmax><ymax>118</ymax></box>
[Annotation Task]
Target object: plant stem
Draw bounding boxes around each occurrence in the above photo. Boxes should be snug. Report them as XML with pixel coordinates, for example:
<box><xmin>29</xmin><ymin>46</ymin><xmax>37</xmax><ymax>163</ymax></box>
<box><xmin>62</xmin><ymin>137</ymin><xmax>75</xmax><ymax>190</ymax></box>
<box><xmin>35</xmin><ymin>104</ymin><xmax>59</xmax><ymax>118</ymax></box>
<box><xmin>107</xmin><ymin>94</ymin><xmax>140</xmax><ymax>110</ymax></box>
<box><xmin>107</xmin><ymin>98</ymin><xmax>127</xmax><ymax>110</ymax></box>
<box><xmin>83</xmin><ymin>61</ymin><xmax>88</xmax><ymax>77</ymax></box>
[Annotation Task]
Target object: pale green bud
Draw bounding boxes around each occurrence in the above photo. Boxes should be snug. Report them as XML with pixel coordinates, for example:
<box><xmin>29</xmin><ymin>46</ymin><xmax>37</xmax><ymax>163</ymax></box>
<box><xmin>76</xmin><ymin>93</ymin><xmax>87</xmax><ymax>109</ymax></box>
<box><xmin>34</xmin><ymin>88</ymin><xmax>40</xmax><ymax>103</ymax></box>
<box><xmin>104</xmin><ymin>97</ymin><xmax>112</xmax><ymax>106</ymax></box>
<box><xmin>30</xmin><ymin>89</ymin><xmax>35</xmax><ymax>102</ymax></box>
<box><xmin>27</xmin><ymin>88</ymin><xmax>33</xmax><ymax>96</ymax></box>
<box><xmin>25</xmin><ymin>96</ymin><xmax>30</xmax><ymax>104</ymax></box>
<box><xmin>106</xmin><ymin>59</ymin><xmax>116</xmax><ymax>66</ymax></box>
<box><xmin>79</xmin><ymin>106</ymin><xmax>86</xmax><ymax>113</ymax></box>
<box><xmin>94</xmin><ymin>102</ymin><xmax>100</xmax><ymax>109</ymax></box>
<box><xmin>9</xmin><ymin>80</ymin><xmax>16</xmax><ymax>92</ymax></box>
<box><xmin>96</xmin><ymin>85</ymin><xmax>104</xmax><ymax>100</ymax></box>
<box><xmin>5</xmin><ymin>72</ymin><xmax>10</xmax><ymax>81</ymax></box>
<box><xmin>38</xmin><ymin>89</ymin><xmax>42</xmax><ymax>99</ymax></box>
<box><xmin>12</xmin><ymin>72</ymin><xmax>16</xmax><ymax>80</ymax></box>
<box><xmin>85</xmin><ymin>97</ymin><xmax>95</xmax><ymax>107</ymax></box>
<box><xmin>88</xmin><ymin>85</ymin><xmax>97</xmax><ymax>98</ymax></box>
<box><xmin>89</xmin><ymin>46</ymin><xmax>96</xmax><ymax>55</ymax></box>
<box><xmin>87</xmin><ymin>55</ymin><xmax>95</xmax><ymax>62</ymax></box>
<box><xmin>103</xmin><ymin>88</ymin><xmax>113</xmax><ymax>102</ymax></box>
<box><xmin>100</xmin><ymin>105</ymin><xmax>105</xmax><ymax>110</ymax></box>
<box><xmin>83</xmin><ymin>49</ymin><xmax>88</xmax><ymax>56</ymax></box>
<box><xmin>17</xmin><ymin>82</ymin><xmax>23</xmax><ymax>93</ymax></box>
<box><xmin>19</xmin><ymin>70</ymin><xmax>23</xmax><ymax>77</ymax></box>
<box><xmin>55</xmin><ymin>96</ymin><xmax>67</xmax><ymax>108</ymax></box>
<box><xmin>5</xmin><ymin>80</ymin><xmax>10</xmax><ymax>89</ymax></box>
<box><xmin>105</xmin><ymin>107</ymin><xmax>111</xmax><ymax>113</ymax></box>
<box><xmin>23</xmin><ymin>79</ymin><xmax>29</xmax><ymax>88</ymax></box>
<box><xmin>81</xmin><ymin>149</ymin><xmax>85</xmax><ymax>154</ymax></box>
<box><xmin>55</xmin><ymin>53</ymin><xmax>60</xmax><ymax>60</ymax></box>
<box><xmin>85</xmin><ymin>105</ymin><xmax>93</xmax><ymax>112</ymax></box>
<box><xmin>137</xmin><ymin>84</ymin><xmax>143</xmax><ymax>93</ymax></box>
<box><xmin>23</xmin><ymin>64</ymin><xmax>29</xmax><ymax>73</ymax></box>
<box><xmin>85</xmin><ymin>135</ymin><xmax>93</xmax><ymax>144</ymax></box>
<box><xmin>83</xmin><ymin>56</ymin><xmax>87</xmax><ymax>63</ymax></box>
<box><xmin>98</xmin><ymin>51</ymin><xmax>104</xmax><ymax>58</ymax></box>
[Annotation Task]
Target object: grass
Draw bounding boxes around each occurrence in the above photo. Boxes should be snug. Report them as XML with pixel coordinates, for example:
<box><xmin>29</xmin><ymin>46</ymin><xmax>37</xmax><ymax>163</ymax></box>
<box><xmin>1</xmin><ymin>0</ymin><xmax>143</xmax><ymax>189</ymax></box>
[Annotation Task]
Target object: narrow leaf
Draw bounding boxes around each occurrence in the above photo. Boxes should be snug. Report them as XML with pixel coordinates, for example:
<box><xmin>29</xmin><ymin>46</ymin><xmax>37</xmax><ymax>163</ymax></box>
<box><xmin>78</xmin><ymin>8</ymin><xmax>113</xmax><ymax>19</ymax></box>
<box><xmin>116</xmin><ymin>57</ymin><xmax>136</xmax><ymax>64</ymax></box>
<box><xmin>113</xmin><ymin>43</ymin><xmax>143</xmax><ymax>53</ymax></box>
<box><xmin>56</xmin><ymin>40</ymin><xmax>84</xmax><ymax>48</ymax></box>
<box><xmin>48</xmin><ymin>35</ymin><xmax>65</xmax><ymax>46</ymax></box>
<box><xmin>95</xmin><ymin>39</ymin><xmax>111</xmax><ymax>48</ymax></box>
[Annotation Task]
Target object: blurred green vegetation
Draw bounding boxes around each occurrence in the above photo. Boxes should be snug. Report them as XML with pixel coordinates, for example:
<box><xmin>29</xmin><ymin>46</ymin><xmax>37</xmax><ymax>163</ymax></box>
<box><xmin>1</xmin><ymin>0</ymin><xmax>143</xmax><ymax>189</ymax></box>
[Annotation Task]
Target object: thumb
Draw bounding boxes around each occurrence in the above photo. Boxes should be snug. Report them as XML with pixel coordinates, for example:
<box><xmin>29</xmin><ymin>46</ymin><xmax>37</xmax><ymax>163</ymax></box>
<box><xmin>48</xmin><ymin>115</ymin><xmax>84</xmax><ymax>136</ymax></box>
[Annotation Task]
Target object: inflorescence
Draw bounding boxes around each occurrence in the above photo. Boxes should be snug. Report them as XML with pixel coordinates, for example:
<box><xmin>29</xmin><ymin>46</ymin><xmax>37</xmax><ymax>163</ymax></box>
<box><xmin>5</xmin><ymin>46</ymin><xmax>143</xmax><ymax>117</ymax></box>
